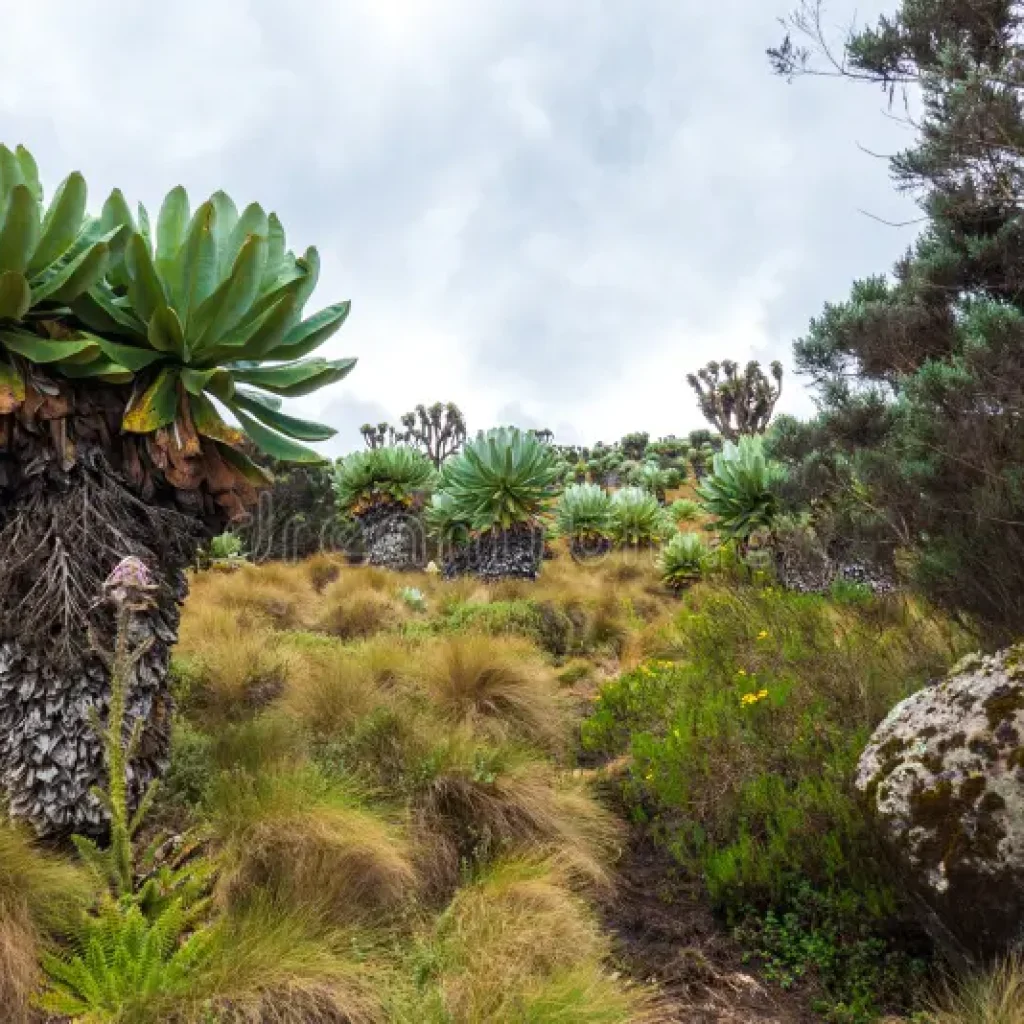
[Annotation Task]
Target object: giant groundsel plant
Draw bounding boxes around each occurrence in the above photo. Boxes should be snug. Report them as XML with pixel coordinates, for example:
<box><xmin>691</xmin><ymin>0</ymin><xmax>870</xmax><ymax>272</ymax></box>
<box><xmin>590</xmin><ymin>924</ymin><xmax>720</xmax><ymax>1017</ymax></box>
<box><xmin>0</xmin><ymin>145</ymin><xmax>356</xmax><ymax>837</ymax></box>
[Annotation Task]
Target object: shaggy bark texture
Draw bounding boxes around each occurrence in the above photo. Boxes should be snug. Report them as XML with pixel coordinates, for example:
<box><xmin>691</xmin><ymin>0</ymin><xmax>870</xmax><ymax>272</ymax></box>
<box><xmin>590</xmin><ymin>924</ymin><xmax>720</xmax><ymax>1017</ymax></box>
<box><xmin>0</xmin><ymin>587</ymin><xmax>181</xmax><ymax>837</ymax></box>
<box><xmin>356</xmin><ymin>502</ymin><xmax>426</xmax><ymax>571</ymax></box>
<box><xmin>0</xmin><ymin>383</ymin><xmax>208</xmax><ymax>836</ymax></box>
<box><xmin>443</xmin><ymin>525</ymin><xmax>545</xmax><ymax>581</ymax></box>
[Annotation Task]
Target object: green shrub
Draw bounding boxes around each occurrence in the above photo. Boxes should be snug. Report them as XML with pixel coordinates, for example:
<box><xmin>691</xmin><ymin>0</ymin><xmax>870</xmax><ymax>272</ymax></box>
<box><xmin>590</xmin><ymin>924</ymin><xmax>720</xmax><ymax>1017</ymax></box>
<box><xmin>209</xmin><ymin>531</ymin><xmax>246</xmax><ymax>561</ymax></box>
<box><xmin>668</xmin><ymin>498</ymin><xmax>701</xmax><ymax>524</ymax></box>
<box><xmin>608</xmin><ymin>487</ymin><xmax>670</xmax><ymax>548</ymax></box>
<box><xmin>159</xmin><ymin>721</ymin><xmax>216</xmax><ymax>815</ymax></box>
<box><xmin>733</xmin><ymin>883</ymin><xmax>929</xmax><ymax>1023</ymax></box>
<box><xmin>582</xmin><ymin>583</ymin><xmax>968</xmax><ymax>914</ymax></box>
<box><xmin>697</xmin><ymin>435</ymin><xmax>786</xmax><ymax>541</ymax></box>
<box><xmin>332</xmin><ymin>446</ymin><xmax>436</xmax><ymax>514</ymax></box>
<box><xmin>438</xmin><ymin>600</ymin><xmax>578</xmax><ymax>657</ymax></box>
<box><xmin>657</xmin><ymin>532</ymin><xmax>708</xmax><ymax>590</ymax></box>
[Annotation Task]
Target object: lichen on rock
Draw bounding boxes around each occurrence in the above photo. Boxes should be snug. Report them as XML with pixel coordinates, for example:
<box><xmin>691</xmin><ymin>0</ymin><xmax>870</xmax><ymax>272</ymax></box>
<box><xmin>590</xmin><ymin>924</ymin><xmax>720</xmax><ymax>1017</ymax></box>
<box><xmin>856</xmin><ymin>645</ymin><xmax>1024</xmax><ymax>962</ymax></box>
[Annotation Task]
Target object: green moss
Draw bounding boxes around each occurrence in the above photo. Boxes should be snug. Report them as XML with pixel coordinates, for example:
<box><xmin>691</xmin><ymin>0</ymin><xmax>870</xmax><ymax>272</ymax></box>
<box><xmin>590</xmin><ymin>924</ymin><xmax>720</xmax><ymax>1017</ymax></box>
<box><xmin>865</xmin><ymin>735</ymin><xmax>909</xmax><ymax>805</ymax></box>
<box><xmin>967</xmin><ymin>734</ymin><xmax>1000</xmax><ymax>762</ymax></box>
<box><xmin>1007</xmin><ymin>747</ymin><xmax>1024</xmax><ymax>770</ymax></box>
<box><xmin>937</xmin><ymin>731</ymin><xmax>967</xmax><ymax>754</ymax></box>
<box><xmin>908</xmin><ymin>773</ymin><xmax>1006</xmax><ymax>869</ymax></box>
<box><xmin>982</xmin><ymin>687</ymin><xmax>1024</xmax><ymax>730</ymax></box>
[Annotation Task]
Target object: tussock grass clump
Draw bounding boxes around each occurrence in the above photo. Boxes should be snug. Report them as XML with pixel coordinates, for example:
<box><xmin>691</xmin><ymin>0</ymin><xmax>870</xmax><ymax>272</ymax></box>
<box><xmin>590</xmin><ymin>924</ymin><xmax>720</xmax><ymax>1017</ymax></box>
<box><xmin>131</xmin><ymin>898</ymin><xmax>389</xmax><ymax>1024</ymax></box>
<box><xmin>411</xmin><ymin>733</ymin><xmax>620</xmax><ymax>890</ymax></box>
<box><xmin>176</xmin><ymin>605</ymin><xmax>294</xmax><ymax>718</ymax></box>
<box><xmin>926</xmin><ymin>957</ymin><xmax>1024</xmax><ymax>1024</ymax></box>
<box><xmin>305</xmin><ymin>552</ymin><xmax>343</xmax><ymax>592</ymax></box>
<box><xmin>189</xmin><ymin>562</ymin><xmax>316</xmax><ymax>629</ymax></box>
<box><xmin>206</xmin><ymin>766</ymin><xmax>418</xmax><ymax>926</ymax></box>
<box><xmin>396</xmin><ymin>857</ymin><xmax>653</xmax><ymax>1023</ymax></box>
<box><xmin>0</xmin><ymin>821</ymin><xmax>93</xmax><ymax>1023</ymax></box>
<box><xmin>315</xmin><ymin>587</ymin><xmax>408</xmax><ymax>640</ymax></box>
<box><xmin>278</xmin><ymin>643</ymin><xmax>396</xmax><ymax>741</ymax></box>
<box><xmin>414</xmin><ymin>634</ymin><xmax>570</xmax><ymax>751</ymax></box>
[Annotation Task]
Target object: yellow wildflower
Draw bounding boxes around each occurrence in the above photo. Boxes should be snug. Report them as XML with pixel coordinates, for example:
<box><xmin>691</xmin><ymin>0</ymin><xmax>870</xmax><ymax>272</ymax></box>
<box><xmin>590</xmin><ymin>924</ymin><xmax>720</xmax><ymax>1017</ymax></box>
<box><xmin>737</xmin><ymin>668</ymin><xmax>747</xmax><ymax>676</ymax></box>
<box><xmin>757</xmin><ymin>630</ymin><xmax>769</xmax><ymax>640</ymax></box>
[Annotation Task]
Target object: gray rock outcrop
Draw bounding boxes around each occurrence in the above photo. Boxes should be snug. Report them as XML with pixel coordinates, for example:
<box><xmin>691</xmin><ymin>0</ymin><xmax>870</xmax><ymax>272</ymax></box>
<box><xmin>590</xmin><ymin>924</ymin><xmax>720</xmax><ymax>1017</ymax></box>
<box><xmin>856</xmin><ymin>647</ymin><xmax>1024</xmax><ymax>961</ymax></box>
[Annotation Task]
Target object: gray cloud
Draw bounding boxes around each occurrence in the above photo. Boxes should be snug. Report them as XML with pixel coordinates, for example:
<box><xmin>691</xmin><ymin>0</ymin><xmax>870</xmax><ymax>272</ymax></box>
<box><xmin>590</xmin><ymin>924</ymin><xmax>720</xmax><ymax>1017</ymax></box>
<box><xmin>1</xmin><ymin>0</ymin><xmax>917</xmax><ymax>451</ymax></box>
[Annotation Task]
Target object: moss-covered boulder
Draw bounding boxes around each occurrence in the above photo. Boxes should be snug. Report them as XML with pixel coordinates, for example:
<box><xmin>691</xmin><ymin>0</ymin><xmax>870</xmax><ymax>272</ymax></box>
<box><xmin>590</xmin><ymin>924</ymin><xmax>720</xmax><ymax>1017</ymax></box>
<box><xmin>856</xmin><ymin>647</ymin><xmax>1024</xmax><ymax>962</ymax></box>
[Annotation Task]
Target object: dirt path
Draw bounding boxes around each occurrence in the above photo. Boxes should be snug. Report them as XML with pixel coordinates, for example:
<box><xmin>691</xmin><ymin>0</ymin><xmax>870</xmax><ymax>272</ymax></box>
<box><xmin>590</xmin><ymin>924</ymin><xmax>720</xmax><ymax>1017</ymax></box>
<box><xmin>599</xmin><ymin>831</ymin><xmax>818</xmax><ymax>1023</ymax></box>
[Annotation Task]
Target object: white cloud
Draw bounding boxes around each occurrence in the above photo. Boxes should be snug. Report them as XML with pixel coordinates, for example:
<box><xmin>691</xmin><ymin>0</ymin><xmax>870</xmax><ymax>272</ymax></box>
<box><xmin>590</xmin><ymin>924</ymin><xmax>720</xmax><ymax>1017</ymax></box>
<box><xmin>0</xmin><ymin>0</ymin><xmax>920</xmax><ymax>452</ymax></box>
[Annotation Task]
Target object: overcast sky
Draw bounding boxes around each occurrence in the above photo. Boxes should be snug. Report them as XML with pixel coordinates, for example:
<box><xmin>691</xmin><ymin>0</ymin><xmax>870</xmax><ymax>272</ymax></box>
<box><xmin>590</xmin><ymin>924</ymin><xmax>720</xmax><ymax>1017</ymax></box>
<box><xmin>1</xmin><ymin>0</ymin><xmax>918</xmax><ymax>455</ymax></box>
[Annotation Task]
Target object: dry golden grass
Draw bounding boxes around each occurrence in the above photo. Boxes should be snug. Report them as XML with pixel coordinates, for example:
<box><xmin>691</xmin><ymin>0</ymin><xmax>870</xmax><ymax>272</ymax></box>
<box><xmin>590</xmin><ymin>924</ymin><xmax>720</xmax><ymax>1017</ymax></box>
<box><xmin>0</xmin><ymin>821</ymin><xmax>93</xmax><ymax>1024</ymax></box>
<box><xmin>207</xmin><ymin>767</ymin><xmax>419</xmax><ymax>926</ymax></box>
<box><xmin>412</xmin><ymin>732</ymin><xmax>621</xmax><ymax>891</ymax></box>
<box><xmin>395</xmin><ymin>857</ymin><xmax>655</xmax><ymax>1023</ymax></box>
<box><xmin>305</xmin><ymin>552</ymin><xmax>343</xmax><ymax>593</ymax></box>
<box><xmin>925</xmin><ymin>958</ymin><xmax>1024</xmax><ymax>1024</ymax></box>
<box><xmin>159</xmin><ymin>898</ymin><xmax>390</xmax><ymax>1024</ymax></box>
<box><xmin>412</xmin><ymin>634</ymin><xmax>571</xmax><ymax>751</ymax></box>
<box><xmin>188</xmin><ymin>562</ymin><xmax>316</xmax><ymax>629</ymax></box>
<box><xmin>177</xmin><ymin>604</ymin><xmax>295</xmax><ymax>718</ymax></box>
<box><xmin>314</xmin><ymin>587</ymin><xmax>408</xmax><ymax>640</ymax></box>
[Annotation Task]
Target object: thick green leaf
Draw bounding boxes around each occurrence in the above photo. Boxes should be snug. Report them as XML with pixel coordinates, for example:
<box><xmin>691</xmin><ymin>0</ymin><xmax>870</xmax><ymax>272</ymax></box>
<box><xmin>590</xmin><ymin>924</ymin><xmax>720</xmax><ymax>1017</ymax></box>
<box><xmin>209</xmin><ymin>191</ymin><xmax>239</xmax><ymax>275</ymax></box>
<box><xmin>0</xmin><ymin>329</ymin><xmax>99</xmax><ymax>364</ymax></box>
<box><xmin>125</xmin><ymin>234</ymin><xmax>167</xmax><ymax>322</ymax></box>
<box><xmin>293</xmin><ymin>248</ymin><xmax>321</xmax><ymax>312</ymax></box>
<box><xmin>31</xmin><ymin>242</ymin><xmax>109</xmax><ymax>305</ymax></box>
<box><xmin>270</xmin><ymin>301</ymin><xmax>351</xmax><ymax>360</ymax></box>
<box><xmin>29</xmin><ymin>172</ymin><xmax>87</xmax><ymax>275</ymax></box>
<box><xmin>156</xmin><ymin>186</ymin><xmax>190</xmax><ymax>309</ymax></box>
<box><xmin>180</xmin><ymin>202</ymin><xmax>218</xmax><ymax>329</ymax></box>
<box><xmin>87</xmin><ymin>335</ymin><xmax>166</xmax><ymax>372</ymax></box>
<box><xmin>100</xmin><ymin>190</ymin><xmax>136</xmax><ymax>288</ymax></box>
<box><xmin>0</xmin><ymin>271</ymin><xmax>30</xmax><ymax>320</ymax></box>
<box><xmin>147</xmin><ymin>305</ymin><xmax>186</xmax><ymax>357</ymax></box>
<box><xmin>14</xmin><ymin>147</ymin><xmax>41</xmax><ymax>202</ymax></box>
<box><xmin>233</xmin><ymin>385</ymin><xmax>282</xmax><ymax>411</ymax></box>
<box><xmin>180</xmin><ymin>367</ymin><xmax>223</xmax><ymax>396</ymax></box>
<box><xmin>123</xmin><ymin>368</ymin><xmax>180</xmax><ymax>433</ymax></box>
<box><xmin>233</xmin><ymin>406</ymin><xmax>326</xmax><ymax>463</ymax></box>
<box><xmin>101</xmin><ymin>189</ymin><xmax>133</xmax><ymax>232</ymax></box>
<box><xmin>189</xmin><ymin>391</ymin><xmax>244</xmax><ymax>445</ymax></box>
<box><xmin>204</xmin><ymin>293</ymin><xmax>296</xmax><ymax>364</ymax></box>
<box><xmin>215</xmin><ymin>440</ymin><xmax>275</xmax><ymax>484</ymax></box>
<box><xmin>72</xmin><ymin>288</ymin><xmax>146</xmax><ymax>338</ymax></box>
<box><xmin>137</xmin><ymin>202</ymin><xmax>153</xmax><ymax>255</ymax></box>
<box><xmin>0</xmin><ymin>147</ymin><xmax>25</xmax><ymax>199</ymax></box>
<box><xmin>231</xmin><ymin>356</ymin><xmax>356</xmax><ymax>397</ymax></box>
<box><xmin>191</xmin><ymin>234</ymin><xmax>265</xmax><ymax>349</ymax></box>
<box><xmin>231</xmin><ymin>391</ymin><xmax>337</xmax><ymax>441</ymax></box>
<box><xmin>226</xmin><ymin>202</ymin><xmax>267</xmax><ymax>260</ymax></box>
<box><xmin>0</xmin><ymin>185</ymin><xmax>40</xmax><ymax>274</ymax></box>
<box><xmin>262</xmin><ymin>213</ymin><xmax>286</xmax><ymax>290</ymax></box>
<box><xmin>56</xmin><ymin>357</ymin><xmax>134</xmax><ymax>383</ymax></box>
